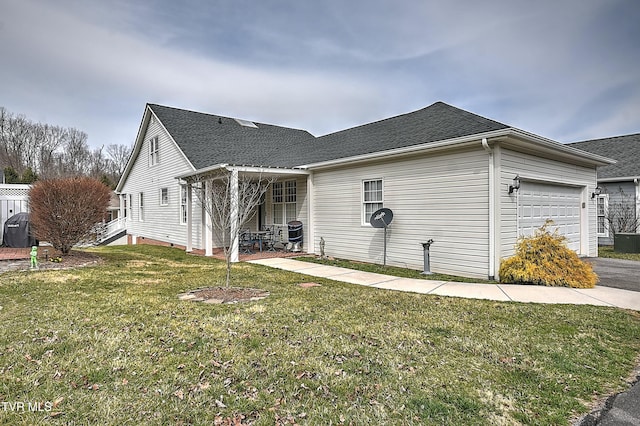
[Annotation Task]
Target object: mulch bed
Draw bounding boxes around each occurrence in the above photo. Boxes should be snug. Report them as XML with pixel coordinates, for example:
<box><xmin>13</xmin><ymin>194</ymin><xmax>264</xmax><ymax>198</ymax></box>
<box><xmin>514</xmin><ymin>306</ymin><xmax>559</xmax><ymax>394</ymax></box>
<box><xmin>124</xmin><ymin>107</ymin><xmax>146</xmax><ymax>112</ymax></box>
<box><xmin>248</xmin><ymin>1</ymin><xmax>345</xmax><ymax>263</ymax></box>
<box><xmin>0</xmin><ymin>250</ymin><xmax>104</xmax><ymax>273</ymax></box>
<box><xmin>179</xmin><ymin>287</ymin><xmax>270</xmax><ymax>304</ymax></box>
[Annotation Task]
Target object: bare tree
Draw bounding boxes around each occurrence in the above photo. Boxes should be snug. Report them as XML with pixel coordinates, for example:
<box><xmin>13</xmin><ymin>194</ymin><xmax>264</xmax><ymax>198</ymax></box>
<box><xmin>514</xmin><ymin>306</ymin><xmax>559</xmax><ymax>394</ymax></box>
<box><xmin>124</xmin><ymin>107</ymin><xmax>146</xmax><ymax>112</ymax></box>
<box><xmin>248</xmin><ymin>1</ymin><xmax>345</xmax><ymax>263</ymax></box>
<box><xmin>106</xmin><ymin>143</ymin><xmax>132</xmax><ymax>178</ymax></box>
<box><xmin>0</xmin><ymin>106</ymin><xmax>133</xmax><ymax>184</ymax></box>
<box><xmin>605</xmin><ymin>187</ymin><xmax>640</xmax><ymax>235</ymax></box>
<box><xmin>190</xmin><ymin>168</ymin><xmax>275</xmax><ymax>287</ymax></box>
<box><xmin>0</xmin><ymin>111</ymin><xmax>30</xmax><ymax>174</ymax></box>
<box><xmin>36</xmin><ymin>124</ymin><xmax>67</xmax><ymax>179</ymax></box>
<box><xmin>61</xmin><ymin>128</ymin><xmax>91</xmax><ymax>176</ymax></box>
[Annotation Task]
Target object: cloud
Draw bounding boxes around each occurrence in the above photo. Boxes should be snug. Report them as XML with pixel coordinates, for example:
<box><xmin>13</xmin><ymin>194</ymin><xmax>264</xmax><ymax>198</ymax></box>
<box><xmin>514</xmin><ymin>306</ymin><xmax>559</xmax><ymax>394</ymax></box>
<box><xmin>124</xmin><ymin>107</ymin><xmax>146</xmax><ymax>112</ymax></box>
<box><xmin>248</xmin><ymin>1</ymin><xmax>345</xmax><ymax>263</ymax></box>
<box><xmin>0</xmin><ymin>0</ymin><xmax>638</xmax><ymax>149</ymax></box>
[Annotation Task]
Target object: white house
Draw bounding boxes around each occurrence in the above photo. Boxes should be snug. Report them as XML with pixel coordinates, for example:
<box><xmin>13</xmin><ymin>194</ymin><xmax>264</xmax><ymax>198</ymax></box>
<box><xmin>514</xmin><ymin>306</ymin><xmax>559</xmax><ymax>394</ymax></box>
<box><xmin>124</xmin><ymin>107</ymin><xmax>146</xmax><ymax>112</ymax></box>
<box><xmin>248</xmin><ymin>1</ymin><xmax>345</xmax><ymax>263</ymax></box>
<box><xmin>116</xmin><ymin>102</ymin><xmax>613</xmax><ymax>279</ymax></box>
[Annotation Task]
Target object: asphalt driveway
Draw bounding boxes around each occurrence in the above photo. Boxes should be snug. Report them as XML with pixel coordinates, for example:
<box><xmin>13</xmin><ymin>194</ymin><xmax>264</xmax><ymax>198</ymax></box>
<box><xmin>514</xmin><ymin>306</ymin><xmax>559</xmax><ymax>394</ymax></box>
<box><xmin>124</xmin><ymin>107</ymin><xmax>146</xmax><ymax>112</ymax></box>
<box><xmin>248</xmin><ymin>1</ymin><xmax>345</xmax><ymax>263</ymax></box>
<box><xmin>584</xmin><ymin>257</ymin><xmax>640</xmax><ymax>292</ymax></box>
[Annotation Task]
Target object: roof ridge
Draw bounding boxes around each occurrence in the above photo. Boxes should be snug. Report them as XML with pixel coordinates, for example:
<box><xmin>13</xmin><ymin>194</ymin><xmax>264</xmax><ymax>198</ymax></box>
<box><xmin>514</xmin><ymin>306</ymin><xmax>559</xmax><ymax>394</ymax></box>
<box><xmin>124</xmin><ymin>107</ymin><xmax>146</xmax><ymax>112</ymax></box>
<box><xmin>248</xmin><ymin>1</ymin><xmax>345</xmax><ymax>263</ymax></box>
<box><xmin>569</xmin><ymin>132</ymin><xmax>640</xmax><ymax>144</ymax></box>
<box><xmin>148</xmin><ymin>103</ymin><xmax>310</xmax><ymax>133</ymax></box>
<box><xmin>317</xmin><ymin>101</ymin><xmax>509</xmax><ymax>140</ymax></box>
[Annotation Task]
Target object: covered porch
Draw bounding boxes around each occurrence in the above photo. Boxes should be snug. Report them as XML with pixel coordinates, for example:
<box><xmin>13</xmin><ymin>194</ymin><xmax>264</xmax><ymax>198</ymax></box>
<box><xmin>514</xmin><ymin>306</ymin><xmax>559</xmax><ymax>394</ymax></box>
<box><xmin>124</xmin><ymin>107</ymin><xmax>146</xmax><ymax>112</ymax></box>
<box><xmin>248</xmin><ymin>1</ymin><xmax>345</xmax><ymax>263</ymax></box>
<box><xmin>176</xmin><ymin>164</ymin><xmax>314</xmax><ymax>262</ymax></box>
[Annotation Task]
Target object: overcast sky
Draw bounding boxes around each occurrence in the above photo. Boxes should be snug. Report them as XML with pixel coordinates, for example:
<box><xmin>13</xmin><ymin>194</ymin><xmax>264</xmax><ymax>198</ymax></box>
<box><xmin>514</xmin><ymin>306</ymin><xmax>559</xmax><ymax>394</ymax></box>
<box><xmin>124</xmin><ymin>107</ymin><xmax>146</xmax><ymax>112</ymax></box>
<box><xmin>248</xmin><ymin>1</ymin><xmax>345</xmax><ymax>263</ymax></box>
<box><xmin>1</xmin><ymin>0</ymin><xmax>638</xmax><ymax>149</ymax></box>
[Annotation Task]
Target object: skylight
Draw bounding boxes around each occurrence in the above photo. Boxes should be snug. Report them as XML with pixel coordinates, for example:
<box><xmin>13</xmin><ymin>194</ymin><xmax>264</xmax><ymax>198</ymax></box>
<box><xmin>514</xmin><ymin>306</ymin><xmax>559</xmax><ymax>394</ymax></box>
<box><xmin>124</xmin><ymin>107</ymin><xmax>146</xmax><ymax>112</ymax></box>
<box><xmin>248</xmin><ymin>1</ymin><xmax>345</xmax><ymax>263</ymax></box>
<box><xmin>234</xmin><ymin>118</ymin><xmax>258</xmax><ymax>128</ymax></box>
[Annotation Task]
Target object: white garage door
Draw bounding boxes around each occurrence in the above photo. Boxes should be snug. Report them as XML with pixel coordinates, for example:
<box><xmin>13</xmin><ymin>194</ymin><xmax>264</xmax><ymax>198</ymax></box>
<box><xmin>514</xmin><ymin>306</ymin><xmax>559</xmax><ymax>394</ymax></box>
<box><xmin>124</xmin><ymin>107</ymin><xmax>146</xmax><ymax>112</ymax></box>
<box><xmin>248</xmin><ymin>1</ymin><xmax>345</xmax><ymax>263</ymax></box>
<box><xmin>518</xmin><ymin>182</ymin><xmax>582</xmax><ymax>252</ymax></box>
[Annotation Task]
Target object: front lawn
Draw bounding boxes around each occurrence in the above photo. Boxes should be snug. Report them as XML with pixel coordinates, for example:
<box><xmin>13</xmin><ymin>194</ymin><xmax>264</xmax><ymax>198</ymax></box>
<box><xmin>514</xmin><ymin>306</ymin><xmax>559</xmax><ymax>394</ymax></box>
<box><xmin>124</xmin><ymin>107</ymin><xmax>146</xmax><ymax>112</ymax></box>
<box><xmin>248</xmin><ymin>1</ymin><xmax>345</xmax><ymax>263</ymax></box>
<box><xmin>599</xmin><ymin>245</ymin><xmax>640</xmax><ymax>261</ymax></box>
<box><xmin>1</xmin><ymin>245</ymin><xmax>639</xmax><ymax>425</ymax></box>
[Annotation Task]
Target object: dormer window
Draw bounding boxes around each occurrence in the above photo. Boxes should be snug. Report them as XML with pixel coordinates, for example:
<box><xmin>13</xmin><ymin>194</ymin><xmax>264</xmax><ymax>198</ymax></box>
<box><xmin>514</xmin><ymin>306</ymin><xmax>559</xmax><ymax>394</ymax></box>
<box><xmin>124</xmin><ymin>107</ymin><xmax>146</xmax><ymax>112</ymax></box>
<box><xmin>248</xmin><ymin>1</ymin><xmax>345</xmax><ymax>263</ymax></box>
<box><xmin>150</xmin><ymin>136</ymin><xmax>159</xmax><ymax>166</ymax></box>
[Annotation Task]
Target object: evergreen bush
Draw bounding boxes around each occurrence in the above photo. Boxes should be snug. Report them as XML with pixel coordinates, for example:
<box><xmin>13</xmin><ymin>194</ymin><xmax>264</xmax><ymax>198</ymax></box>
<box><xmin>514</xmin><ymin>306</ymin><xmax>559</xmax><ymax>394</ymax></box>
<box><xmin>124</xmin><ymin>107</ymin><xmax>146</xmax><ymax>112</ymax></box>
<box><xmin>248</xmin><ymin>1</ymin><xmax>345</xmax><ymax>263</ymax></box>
<box><xmin>499</xmin><ymin>220</ymin><xmax>598</xmax><ymax>288</ymax></box>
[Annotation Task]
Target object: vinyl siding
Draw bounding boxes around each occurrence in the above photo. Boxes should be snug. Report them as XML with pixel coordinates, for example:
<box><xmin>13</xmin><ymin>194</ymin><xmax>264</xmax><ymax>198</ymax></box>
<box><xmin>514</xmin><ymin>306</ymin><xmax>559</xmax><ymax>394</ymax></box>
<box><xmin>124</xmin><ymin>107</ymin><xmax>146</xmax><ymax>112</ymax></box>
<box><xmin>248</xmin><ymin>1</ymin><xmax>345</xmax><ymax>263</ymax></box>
<box><xmin>499</xmin><ymin>149</ymin><xmax>598</xmax><ymax>259</ymax></box>
<box><xmin>120</xmin><ymin>116</ymin><xmax>202</xmax><ymax>248</ymax></box>
<box><xmin>312</xmin><ymin>148</ymin><xmax>490</xmax><ymax>278</ymax></box>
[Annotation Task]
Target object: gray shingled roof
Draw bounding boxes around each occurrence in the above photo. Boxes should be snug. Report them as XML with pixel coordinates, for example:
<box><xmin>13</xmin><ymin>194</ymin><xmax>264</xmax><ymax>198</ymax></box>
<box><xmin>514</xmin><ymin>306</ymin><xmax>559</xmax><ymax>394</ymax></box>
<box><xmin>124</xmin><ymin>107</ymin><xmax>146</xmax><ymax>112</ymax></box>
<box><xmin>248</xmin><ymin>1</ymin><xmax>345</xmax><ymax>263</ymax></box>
<box><xmin>150</xmin><ymin>101</ymin><xmax>511</xmax><ymax>170</ymax></box>
<box><xmin>567</xmin><ymin>133</ymin><xmax>640</xmax><ymax>179</ymax></box>
<box><xmin>307</xmin><ymin>101</ymin><xmax>510</xmax><ymax>164</ymax></box>
<box><xmin>149</xmin><ymin>104</ymin><xmax>317</xmax><ymax>169</ymax></box>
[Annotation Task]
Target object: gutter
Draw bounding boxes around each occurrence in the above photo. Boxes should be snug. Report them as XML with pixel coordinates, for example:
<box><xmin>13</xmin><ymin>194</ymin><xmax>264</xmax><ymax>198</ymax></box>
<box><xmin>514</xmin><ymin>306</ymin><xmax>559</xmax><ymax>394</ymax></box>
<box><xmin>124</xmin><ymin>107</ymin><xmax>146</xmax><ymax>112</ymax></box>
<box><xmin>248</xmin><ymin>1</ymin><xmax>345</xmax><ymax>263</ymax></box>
<box><xmin>175</xmin><ymin>163</ymin><xmax>228</xmax><ymax>181</ymax></box>
<box><xmin>298</xmin><ymin>129</ymin><xmax>511</xmax><ymax>169</ymax></box>
<box><xmin>175</xmin><ymin>164</ymin><xmax>310</xmax><ymax>181</ymax></box>
<box><xmin>597</xmin><ymin>176</ymin><xmax>640</xmax><ymax>183</ymax></box>
<box><xmin>298</xmin><ymin>128</ymin><xmax>615</xmax><ymax>170</ymax></box>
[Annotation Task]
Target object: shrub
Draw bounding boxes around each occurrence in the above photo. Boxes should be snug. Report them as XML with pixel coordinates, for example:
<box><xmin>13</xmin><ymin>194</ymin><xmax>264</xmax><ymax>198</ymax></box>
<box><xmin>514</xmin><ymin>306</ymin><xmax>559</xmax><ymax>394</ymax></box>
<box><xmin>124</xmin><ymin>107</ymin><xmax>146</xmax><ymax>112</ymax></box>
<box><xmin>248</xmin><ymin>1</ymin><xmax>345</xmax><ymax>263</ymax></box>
<box><xmin>499</xmin><ymin>220</ymin><xmax>598</xmax><ymax>288</ymax></box>
<box><xmin>29</xmin><ymin>177</ymin><xmax>111</xmax><ymax>254</ymax></box>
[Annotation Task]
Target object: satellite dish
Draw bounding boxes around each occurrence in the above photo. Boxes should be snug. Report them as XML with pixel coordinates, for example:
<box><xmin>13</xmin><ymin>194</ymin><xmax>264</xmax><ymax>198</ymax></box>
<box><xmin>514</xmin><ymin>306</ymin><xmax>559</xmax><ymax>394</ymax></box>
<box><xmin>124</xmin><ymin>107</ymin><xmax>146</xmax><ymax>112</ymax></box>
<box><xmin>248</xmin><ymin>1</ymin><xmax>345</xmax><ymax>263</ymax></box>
<box><xmin>370</xmin><ymin>208</ymin><xmax>393</xmax><ymax>228</ymax></box>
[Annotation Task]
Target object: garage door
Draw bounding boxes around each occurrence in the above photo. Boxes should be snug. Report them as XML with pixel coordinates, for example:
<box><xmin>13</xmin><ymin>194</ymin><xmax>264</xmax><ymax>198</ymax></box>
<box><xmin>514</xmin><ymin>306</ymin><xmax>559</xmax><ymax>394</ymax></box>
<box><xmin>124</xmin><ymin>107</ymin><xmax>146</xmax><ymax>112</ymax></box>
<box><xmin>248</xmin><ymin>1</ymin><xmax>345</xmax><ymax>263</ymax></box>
<box><xmin>518</xmin><ymin>182</ymin><xmax>582</xmax><ymax>252</ymax></box>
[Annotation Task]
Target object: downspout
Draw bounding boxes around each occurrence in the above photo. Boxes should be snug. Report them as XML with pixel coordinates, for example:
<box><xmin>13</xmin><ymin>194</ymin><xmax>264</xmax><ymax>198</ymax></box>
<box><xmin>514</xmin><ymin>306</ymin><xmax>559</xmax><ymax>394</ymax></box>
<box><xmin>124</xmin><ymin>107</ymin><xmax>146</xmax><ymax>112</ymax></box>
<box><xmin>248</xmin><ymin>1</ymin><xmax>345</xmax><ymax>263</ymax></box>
<box><xmin>482</xmin><ymin>138</ymin><xmax>496</xmax><ymax>280</ymax></box>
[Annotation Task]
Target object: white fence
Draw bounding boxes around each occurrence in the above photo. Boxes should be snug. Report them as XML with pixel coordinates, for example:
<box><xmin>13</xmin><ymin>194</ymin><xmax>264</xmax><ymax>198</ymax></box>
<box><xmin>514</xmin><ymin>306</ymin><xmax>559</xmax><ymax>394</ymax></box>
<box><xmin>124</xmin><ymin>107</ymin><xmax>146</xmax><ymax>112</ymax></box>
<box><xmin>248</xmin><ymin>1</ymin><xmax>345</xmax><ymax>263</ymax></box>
<box><xmin>0</xmin><ymin>184</ymin><xmax>30</xmax><ymax>244</ymax></box>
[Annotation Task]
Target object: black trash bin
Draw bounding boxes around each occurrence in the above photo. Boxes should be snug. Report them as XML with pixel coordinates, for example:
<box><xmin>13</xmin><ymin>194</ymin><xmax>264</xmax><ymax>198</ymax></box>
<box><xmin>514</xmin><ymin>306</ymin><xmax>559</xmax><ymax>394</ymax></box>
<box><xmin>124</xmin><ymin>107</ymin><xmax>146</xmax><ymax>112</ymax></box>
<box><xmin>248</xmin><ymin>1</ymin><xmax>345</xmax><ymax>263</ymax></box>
<box><xmin>287</xmin><ymin>220</ymin><xmax>303</xmax><ymax>252</ymax></box>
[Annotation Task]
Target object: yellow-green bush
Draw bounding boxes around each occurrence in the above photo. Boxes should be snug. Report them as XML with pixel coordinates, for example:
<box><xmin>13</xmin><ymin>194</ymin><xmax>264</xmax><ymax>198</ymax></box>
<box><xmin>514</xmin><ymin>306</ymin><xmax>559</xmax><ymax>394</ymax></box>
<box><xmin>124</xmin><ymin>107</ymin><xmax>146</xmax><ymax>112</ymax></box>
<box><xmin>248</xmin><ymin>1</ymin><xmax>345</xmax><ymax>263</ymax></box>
<box><xmin>499</xmin><ymin>220</ymin><xmax>598</xmax><ymax>288</ymax></box>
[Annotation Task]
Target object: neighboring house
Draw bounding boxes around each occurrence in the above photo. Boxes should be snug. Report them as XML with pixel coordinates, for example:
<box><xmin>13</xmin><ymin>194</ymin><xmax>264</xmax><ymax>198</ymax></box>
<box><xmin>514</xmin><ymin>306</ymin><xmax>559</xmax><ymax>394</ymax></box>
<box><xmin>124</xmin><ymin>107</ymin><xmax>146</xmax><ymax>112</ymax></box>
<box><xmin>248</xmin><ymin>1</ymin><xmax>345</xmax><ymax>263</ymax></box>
<box><xmin>107</xmin><ymin>191</ymin><xmax>120</xmax><ymax>222</ymax></box>
<box><xmin>116</xmin><ymin>102</ymin><xmax>613</xmax><ymax>279</ymax></box>
<box><xmin>568</xmin><ymin>133</ymin><xmax>640</xmax><ymax>245</ymax></box>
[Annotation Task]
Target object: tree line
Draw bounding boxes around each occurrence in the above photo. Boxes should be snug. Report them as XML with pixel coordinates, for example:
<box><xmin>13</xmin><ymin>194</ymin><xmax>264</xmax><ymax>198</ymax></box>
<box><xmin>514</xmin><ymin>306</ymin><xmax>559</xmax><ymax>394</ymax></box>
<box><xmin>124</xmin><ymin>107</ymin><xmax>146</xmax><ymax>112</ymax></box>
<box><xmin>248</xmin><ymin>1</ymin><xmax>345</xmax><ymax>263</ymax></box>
<box><xmin>0</xmin><ymin>106</ymin><xmax>131</xmax><ymax>188</ymax></box>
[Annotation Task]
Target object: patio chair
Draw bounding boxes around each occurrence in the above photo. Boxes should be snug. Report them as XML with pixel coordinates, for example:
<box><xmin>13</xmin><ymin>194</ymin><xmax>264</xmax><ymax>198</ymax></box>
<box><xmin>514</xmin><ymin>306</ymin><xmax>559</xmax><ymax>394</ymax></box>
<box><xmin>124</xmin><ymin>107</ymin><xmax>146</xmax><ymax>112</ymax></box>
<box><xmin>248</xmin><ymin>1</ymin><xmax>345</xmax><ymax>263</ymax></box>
<box><xmin>239</xmin><ymin>230</ymin><xmax>254</xmax><ymax>254</ymax></box>
<box><xmin>264</xmin><ymin>229</ymin><xmax>278</xmax><ymax>252</ymax></box>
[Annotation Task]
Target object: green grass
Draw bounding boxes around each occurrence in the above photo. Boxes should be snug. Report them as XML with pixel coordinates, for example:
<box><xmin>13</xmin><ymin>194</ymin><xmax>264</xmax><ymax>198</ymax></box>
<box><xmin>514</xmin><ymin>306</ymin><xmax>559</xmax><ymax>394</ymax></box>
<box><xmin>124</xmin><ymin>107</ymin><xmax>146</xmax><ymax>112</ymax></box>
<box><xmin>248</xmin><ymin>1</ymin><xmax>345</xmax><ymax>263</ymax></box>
<box><xmin>1</xmin><ymin>245</ymin><xmax>639</xmax><ymax>425</ymax></box>
<box><xmin>599</xmin><ymin>245</ymin><xmax>640</xmax><ymax>261</ymax></box>
<box><xmin>297</xmin><ymin>255</ymin><xmax>496</xmax><ymax>283</ymax></box>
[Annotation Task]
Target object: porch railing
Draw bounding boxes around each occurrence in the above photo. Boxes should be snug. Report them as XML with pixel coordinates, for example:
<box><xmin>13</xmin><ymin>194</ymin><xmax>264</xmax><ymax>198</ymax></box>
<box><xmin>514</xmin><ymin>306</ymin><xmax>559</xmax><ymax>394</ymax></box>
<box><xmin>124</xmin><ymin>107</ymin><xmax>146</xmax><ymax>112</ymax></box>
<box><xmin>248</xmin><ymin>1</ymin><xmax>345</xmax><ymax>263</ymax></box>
<box><xmin>94</xmin><ymin>217</ymin><xmax>126</xmax><ymax>243</ymax></box>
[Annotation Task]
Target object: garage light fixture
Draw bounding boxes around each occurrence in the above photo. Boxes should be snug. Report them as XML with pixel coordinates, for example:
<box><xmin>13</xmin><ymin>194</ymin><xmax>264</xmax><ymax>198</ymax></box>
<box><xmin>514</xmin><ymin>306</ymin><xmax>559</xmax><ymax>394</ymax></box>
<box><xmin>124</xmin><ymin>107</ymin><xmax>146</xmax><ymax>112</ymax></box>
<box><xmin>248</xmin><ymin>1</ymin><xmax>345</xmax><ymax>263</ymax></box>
<box><xmin>591</xmin><ymin>186</ymin><xmax>602</xmax><ymax>199</ymax></box>
<box><xmin>508</xmin><ymin>175</ymin><xmax>521</xmax><ymax>194</ymax></box>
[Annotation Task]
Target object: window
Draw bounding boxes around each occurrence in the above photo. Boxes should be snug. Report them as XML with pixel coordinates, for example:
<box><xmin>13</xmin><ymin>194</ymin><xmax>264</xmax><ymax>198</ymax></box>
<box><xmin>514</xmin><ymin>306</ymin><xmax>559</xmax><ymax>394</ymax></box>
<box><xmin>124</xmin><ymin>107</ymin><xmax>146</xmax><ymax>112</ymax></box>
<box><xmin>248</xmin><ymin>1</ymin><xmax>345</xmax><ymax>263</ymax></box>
<box><xmin>272</xmin><ymin>180</ymin><xmax>297</xmax><ymax>225</ymax></box>
<box><xmin>138</xmin><ymin>192</ymin><xmax>144</xmax><ymax>221</ymax></box>
<box><xmin>597</xmin><ymin>194</ymin><xmax>609</xmax><ymax>237</ymax></box>
<box><xmin>123</xmin><ymin>194</ymin><xmax>132</xmax><ymax>219</ymax></box>
<box><xmin>122</xmin><ymin>194</ymin><xmax>128</xmax><ymax>218</ymax></box>
<box><xmin>160</xmin><ymin>187</ymin><xmax>169</xmax><ymax>206</ymax></box>
<box><xmin>149</xmin><ymin>136</ymin><xmax>159</xmax><ymax>166</ymax></box>
<box><xmin>363</xmin><ymin>179</ymin><xmax>383</xmax><ymax>225</ymax></box>
<box><xmin>180</xmin><ymin>185</ymin><xmax>188</xmax><ymax>224</ymax></box>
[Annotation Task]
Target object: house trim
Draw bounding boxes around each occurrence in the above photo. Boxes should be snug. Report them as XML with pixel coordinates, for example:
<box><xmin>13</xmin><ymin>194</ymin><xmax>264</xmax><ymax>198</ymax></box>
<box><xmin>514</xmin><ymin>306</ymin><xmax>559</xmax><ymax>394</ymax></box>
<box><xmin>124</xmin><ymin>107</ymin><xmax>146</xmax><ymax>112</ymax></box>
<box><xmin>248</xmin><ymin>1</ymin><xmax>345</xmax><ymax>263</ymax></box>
<box><xmin>598</xmin><ymin>176</ymin><xmax>640</xmax><ymax>183</ymax></box>
<box><xmin>175</xmin><ymin>164</ymin><xmax>310</xmax><ymax>181</ymax></box>
<box><xmin>596</xmin><ymin>194</ymin><xmax>609</xmax><ymax>238</ymax></box>
<box><xmin>116</xmin><ymin>105</ymin><xmax>196</xmax><ymax>193</ymax></box>
<box><xmin>482</xmin><ymin>138</ymin><xmax>497</xmax><ymax>280</ymax></box>
<box><xmin>300</xmin><ymin>128</ymin><xmax>613</xmax><ymax>170</ymax></box>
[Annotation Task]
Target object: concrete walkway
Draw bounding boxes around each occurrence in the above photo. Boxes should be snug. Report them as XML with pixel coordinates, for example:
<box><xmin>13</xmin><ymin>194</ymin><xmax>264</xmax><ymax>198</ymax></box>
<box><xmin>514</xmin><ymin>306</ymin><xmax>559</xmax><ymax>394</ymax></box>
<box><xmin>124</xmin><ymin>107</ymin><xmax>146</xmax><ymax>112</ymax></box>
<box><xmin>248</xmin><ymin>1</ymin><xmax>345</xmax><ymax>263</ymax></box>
<box><xmin>248</xmin><ymin>258</ymin><xmax>640</xmax><ymax>311</ymax></box>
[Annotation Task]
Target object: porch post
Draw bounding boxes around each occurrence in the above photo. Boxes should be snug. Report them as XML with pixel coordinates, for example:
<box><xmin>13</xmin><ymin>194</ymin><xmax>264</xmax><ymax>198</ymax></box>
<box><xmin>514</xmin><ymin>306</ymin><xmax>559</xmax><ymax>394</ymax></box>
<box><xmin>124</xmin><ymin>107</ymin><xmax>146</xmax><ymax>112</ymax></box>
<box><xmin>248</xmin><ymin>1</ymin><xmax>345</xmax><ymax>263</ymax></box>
<box><xmin>204</xmin><ymin>180</ymin><xmax>213</xmax><ymax>256</ymax></box>
<box><xmin>186</xmin><ymin>183</ymin><xmax>193</xmax><ymax>252</ymax></box>
<box><xmin>306</xmin><ymin>172</ymin><xmax>315</xmax><ymax>254</ymax></box>
<box><xmin>230</xmin><ymin>168</ymin><xmax>239</xmax><ymax>263</ymax></box>
<box><xmin>119</xmin><ymin>194</ymin><xmax>125</xmax><ymax>221</ymax></box>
